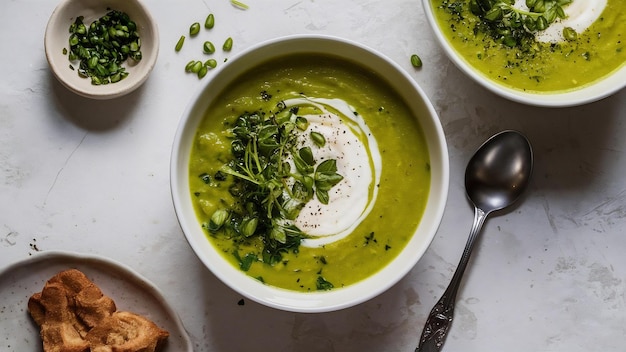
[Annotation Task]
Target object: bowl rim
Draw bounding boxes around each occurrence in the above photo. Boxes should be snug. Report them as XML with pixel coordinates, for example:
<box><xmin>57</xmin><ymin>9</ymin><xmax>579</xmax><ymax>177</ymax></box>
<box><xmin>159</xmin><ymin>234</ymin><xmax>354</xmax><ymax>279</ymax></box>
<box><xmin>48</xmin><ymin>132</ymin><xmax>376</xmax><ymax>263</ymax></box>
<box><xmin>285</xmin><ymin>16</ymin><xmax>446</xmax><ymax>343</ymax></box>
<box><xmin>170</xmin><ymin>34</ymin><xmax>449</xmax><ymax>312</ymax></box>
<box><xmin>421</xmin><ymin>0</ymin><xmax>626</xmax><ymax>107</ymax></box>
<box><xmin>44</xmin><ymin>0</ymin><xmax>160</xmax><ymax>100</ymax></box>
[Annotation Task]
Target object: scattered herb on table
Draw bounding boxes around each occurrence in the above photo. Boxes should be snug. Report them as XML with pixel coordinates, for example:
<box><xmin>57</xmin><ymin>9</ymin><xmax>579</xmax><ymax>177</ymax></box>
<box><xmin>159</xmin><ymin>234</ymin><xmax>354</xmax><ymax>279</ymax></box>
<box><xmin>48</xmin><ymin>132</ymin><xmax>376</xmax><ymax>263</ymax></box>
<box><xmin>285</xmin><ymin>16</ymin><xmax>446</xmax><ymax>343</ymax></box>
<box><xmin>175</xmin><ymin>13</ymin><xmax>236</xmax><ymax>78</ymax></box>
<box><xmin>203</xmin><ymin>41</ymin><xmax>216</xmax><ymax>54</ymax></box>
<box><xmin>204</xmin><ymin>103</ymin><xmax>343</xmax><ymax>269</ymax></box>
<box><xmin>410</xmin><ymin>54</ymin><xmax>423</xmax><ymax>68</ymax></box>
<box><xmin>222</xmin><ymin>37</ymin><xmax>233</xmax><ymax>51</ymax></box>
<box><xmin>189</xmin><ymin>22</ymin><xmax>201</xmax><ymax>36</ymax></box>
<box><xmin>230</xmin><ymin>0</ymin><xmax>249</xmax><ymax>10</ymax></box>
<box><xmin>66</xmin><ymin>10</ymin><xmax>142</xmax><ymax>85</ymax></box>
<box><xmin>175</xmin><ymin>35</ymin><xmax>185</xmax><ymax>51</ymax></box>
<box><xmin>204</xmin><ymin>59</ymin><xmax>217</xmax><ymax>68</ymax></box>
<box><xmin>205</xmin><ymin>13</ymin><xmax>215</xmax><ymax>29</ymax></box>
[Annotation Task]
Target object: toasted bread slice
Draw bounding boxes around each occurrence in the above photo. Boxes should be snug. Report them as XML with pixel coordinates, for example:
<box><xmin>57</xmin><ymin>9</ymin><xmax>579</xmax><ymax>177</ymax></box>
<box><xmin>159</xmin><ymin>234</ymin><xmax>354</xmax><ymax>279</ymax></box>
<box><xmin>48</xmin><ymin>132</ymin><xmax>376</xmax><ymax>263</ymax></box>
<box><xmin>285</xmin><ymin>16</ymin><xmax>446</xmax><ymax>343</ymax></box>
<box><xmin>28</xmin><ymin>269</ymin><xmax>169</xmax><ymax>352</ymax></box>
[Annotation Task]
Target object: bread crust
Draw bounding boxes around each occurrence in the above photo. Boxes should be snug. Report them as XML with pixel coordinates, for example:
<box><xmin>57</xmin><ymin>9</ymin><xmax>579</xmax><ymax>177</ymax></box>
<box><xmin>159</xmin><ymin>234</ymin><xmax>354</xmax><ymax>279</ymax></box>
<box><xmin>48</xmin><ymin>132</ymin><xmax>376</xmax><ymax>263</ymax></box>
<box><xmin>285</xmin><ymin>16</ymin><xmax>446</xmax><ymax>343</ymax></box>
<box><xmin>28</xmin><ymin>269</ymin><xmax>169</xmax><ymax>352</ymax></box>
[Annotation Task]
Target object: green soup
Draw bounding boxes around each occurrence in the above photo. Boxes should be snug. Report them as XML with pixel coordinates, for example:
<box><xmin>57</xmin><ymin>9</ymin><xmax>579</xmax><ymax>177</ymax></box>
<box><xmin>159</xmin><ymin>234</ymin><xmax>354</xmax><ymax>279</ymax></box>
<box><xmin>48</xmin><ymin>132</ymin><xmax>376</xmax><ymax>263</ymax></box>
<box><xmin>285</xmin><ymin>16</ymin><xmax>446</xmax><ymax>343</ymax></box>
<box><xmin>431</xmin><ymin>0</ymin><xmax>626</xmax><ymax>92</ymax></box>
<box><xmin>188</xmin><ymin>54</ymin><xmax>430</xmax><ymax>292</ymax></box>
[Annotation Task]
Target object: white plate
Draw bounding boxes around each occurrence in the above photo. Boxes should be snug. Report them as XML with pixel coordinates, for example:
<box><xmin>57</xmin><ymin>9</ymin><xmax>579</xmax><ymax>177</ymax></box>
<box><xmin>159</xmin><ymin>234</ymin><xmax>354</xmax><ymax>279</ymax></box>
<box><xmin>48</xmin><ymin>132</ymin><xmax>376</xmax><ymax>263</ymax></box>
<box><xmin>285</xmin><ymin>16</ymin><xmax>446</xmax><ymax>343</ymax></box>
<box><xmin>0</xmin><ymin>251</ymin><xmax>192</xmax><ymax>352</ymax></box>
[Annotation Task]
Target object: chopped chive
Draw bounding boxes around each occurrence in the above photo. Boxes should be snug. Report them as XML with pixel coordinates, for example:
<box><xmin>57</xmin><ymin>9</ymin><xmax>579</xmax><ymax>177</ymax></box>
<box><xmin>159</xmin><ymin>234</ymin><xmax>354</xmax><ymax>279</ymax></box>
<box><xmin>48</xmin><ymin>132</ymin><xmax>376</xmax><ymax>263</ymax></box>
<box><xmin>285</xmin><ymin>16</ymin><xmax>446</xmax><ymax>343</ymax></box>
<box><xmin>205</xmin><ymin>13</ymin><xmax>215</xmax><ymax>29</ymax></box>
<box><xmin>197</xmin><ymin>65</ymin><xmax>208</xmax><ymax>79</ymax></box>
<box><xmin>191</xmin><ymin>61</ymin><xmax>203</xmax><ymax>73</ymax></box>
<box><xmin>230</xmin><ymin>0</ymin><xmax>249</xmax><ymax>9</ymax></box>
<box><xmin>310</xmin><ymin>131</ymin><xmax>326</xmax><ymax>147</ymax></box>
<box><xmin>563</xmin><ymin>27</ymin><xmax>577</xmax><ymax>41</ymax></box>
<box><xmin>66</xmin><ymin>10</ymin><xmax>142</xmax><ymax>85</ymax></box>
<box><xmin>223</xmin><ymin>37</ymin><xmax>233</xmax><ymax>51</ymax></box>
<box><xmin>190</xmin><ymin>22</ymin><xmax>201</xmax><ymax>36</ymax></box>
<box><xmin>204</xmin><ymin>59</ymin><xmax>217</xmax><ymax>68</ymax></box>
<box><xmin>185</xmin><ymin>60</ymin><xmax>197</xmax><ymax>72</ymax></box>
<box><xmin>410</xmin><ymin>54</ymin><xmax>422</xmax><ymax>68</ymax></box>
<box><xmin>175</xmin><ymin>35</ymin><xmax>185</xmax><ymax>51</ymax></box>
<box><xmin>203</xmin><ymin>41</ymin><xmax>215</xmax><ymax>54</ymax></box>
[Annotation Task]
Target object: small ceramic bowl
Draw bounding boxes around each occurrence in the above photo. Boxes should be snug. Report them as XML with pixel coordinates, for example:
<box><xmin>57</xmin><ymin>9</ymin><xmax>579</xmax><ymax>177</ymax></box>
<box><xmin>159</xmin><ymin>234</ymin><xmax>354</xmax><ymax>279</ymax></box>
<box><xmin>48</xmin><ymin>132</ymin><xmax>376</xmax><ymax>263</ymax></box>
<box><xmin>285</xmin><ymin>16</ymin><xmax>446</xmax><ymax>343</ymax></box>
<box><xmin>422</xmin><ymin>0</ymin><xmax>626</xmax><ymax>107</ymax></box>
<box><xmin>170</xmin><ymin>34</ymin><xmax>449</xmax><ymax>313</ymax></box>
<box><xmin>45</xmin><ymin>0</ymin><xmax>159</xmax><ymax>99</ymax></box>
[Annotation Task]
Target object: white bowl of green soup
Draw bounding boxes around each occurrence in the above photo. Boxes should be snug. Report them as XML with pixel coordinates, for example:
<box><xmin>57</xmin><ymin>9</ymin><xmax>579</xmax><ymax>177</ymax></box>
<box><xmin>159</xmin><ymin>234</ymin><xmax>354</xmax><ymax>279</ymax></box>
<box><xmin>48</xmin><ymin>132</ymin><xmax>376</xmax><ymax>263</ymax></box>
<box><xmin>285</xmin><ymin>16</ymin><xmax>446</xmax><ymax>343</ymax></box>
<box><xmin>171</xmin><ymin>35</ymin><xmax>449</xmax><ymax>312</ymax></box>
<box><xmin>423</xmin><ymin>0</ymin><xmax>626</xmax><ymax>107</ymax></box>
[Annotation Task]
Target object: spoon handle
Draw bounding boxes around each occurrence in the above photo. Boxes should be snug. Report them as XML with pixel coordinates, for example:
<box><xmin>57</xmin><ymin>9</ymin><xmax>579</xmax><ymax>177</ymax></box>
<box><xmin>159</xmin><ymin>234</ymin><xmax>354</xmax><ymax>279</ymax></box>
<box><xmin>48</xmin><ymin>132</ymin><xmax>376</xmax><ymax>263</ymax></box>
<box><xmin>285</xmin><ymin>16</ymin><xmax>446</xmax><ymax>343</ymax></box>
<box><xmin>416</xmin><ymin>207</ymin><xmax>488</xmax><ymax>352</ymax></box>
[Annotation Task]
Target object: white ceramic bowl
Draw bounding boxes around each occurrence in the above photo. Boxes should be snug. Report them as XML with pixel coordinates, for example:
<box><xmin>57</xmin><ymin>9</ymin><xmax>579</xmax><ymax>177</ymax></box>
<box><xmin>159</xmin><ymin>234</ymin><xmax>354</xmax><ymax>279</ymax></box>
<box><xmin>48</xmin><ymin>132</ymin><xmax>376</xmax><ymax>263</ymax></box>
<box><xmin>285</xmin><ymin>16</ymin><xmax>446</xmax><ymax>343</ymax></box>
<box><xmin>170</xmin><ymin>35</ymin><xmax>449</xmax><ymax>313</ymax></box>
<box><xmin>45</xmin><ymin>0</ymin><xmax>159</xmax><ymax>99</ymax></box>
<box><xmin>422</xmin><ymin>0</ymin><xmax>626</xmax><ymax>107</ymax></box>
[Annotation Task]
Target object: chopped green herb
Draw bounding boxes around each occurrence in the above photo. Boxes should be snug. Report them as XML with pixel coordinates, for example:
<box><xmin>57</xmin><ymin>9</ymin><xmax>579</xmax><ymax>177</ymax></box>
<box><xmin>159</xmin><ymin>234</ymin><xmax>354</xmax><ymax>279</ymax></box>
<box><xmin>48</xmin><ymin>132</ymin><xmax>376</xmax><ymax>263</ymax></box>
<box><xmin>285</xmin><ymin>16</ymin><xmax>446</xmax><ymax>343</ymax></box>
<box><xmin>175</xmin><ymin>35</ymin><xmax>185</xmax><ymax>51</ymax></box>
<box><xmin>316</xmin><ymin>276</ymin><xmax>334</xmax><ymax>290</ymax></box>
<box><xmin>203</xmin><ymin>41</ymin><xmax>216</xmax><ymax>54</ymax></box>
<box><xmin>189</xmin><ymin>22</ymin><xmax>201</xmax><ymax>36</ymax></box>
<box><xmin>233</xmin><ymin>251</ymin><xmax>258</xmax><ymax>271</ymax></box>
<box><xmin>295</xmin><ymin>116</ymin><xmax>309</xmax><ymax>131</ymax></box>
<box><xmin>208</xmin><ymin>208</ymin><xmax>229</xmax><ymax>232</ymax></box>
<box><xmin>204</xmin><ymin>59</ymin><xmax>218</xmax><ymax>68</ymax></box>
<box><xmin>207</xmin><ymin>107</ymin><xmax>344</xmax><ymax>266</ymax></box>
<box><xmin>197</xmin><ymin>65</ymin><xmax>208</xmax><ymax>78</ymax></box>
<box><xmin>230</xmin><ymin>0</ymin><xmax>249</xmax><ymax>10</ymax></box>
<box><xmin>190</xmin><ymin>61</ymin><xmax>203</xmax><ymax>73</ymax></box>
<box><xmin>364</xmin><ymin>232</ymin><xmax>377</xmax><ymax>245</ymax></box>
<box><xmin>66</xmin><ymin>10</ymin><xmax>141</xmax><ymax>85</ymax></box>
<box><xmin>205</xmin><ymin>13</ymin><xmax>215</xmax><ymax>29</ymax></box>
<box><xmin>310</xmin><ymin>131</ymin><xmax>326</xmax><ymax>147</ymax></box>
<box><xmin>410</xmin><ymin>54</ymin><xmax>422</xmax><ymax>68</ymax></box>
<box><xmin>563</xmin><ymin>26</ymin><xmax>577</xmax><ymax>41</ymax></box>
<box><xmin>185</xmin><ymin>60</ymin><xmax>197</xmax><ymax>72</ymax></box>
<box><xmin>223</xmin><ymin>37</ymin><xmax>233</xmax><ymax>51</ymax></box>
<box><xmin>199</xmin><ymin>173</ymin><xmax>211</xmax><ymax>184</ymax></box>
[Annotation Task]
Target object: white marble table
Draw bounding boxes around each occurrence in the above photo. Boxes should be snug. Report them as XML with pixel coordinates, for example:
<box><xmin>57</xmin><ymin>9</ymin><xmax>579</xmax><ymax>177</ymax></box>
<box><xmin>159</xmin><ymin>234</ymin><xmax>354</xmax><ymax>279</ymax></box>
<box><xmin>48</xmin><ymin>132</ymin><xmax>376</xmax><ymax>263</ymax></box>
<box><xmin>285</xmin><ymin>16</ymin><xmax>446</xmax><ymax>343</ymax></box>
<box><xmin>2</xmin><ymin>1</ymin><xmax>625</xmax><ymax>351</ymax></box>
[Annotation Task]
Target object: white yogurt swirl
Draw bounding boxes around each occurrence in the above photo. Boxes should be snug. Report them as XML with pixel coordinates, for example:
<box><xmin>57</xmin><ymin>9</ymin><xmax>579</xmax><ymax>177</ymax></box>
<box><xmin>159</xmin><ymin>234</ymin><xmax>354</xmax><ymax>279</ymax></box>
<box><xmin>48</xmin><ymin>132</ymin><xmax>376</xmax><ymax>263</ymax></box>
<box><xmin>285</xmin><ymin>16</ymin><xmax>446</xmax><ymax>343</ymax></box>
<box><xmin>282</xmin><ymin>97</ymin><xmax>381</xmax><ymax>247</ymax></box>
<box><xmin>513</xmin><ymin>0</ymin><xmax>607</xmax><ymax>43</ymax></box>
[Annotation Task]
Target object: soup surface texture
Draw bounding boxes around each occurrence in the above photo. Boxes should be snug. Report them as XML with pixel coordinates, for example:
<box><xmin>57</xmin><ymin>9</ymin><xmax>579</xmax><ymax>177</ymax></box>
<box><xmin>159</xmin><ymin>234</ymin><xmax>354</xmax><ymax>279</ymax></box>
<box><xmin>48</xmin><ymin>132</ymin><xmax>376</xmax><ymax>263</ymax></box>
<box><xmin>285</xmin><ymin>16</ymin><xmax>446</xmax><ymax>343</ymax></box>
<box><xmin>431</xmin><ymin>0</ymin><xmax>625</xmax><ymax>92</ymax></box>
<box><xmin>188</xmin><ymin>54</ymin><xmax>431</xmax><ymax>292</ymax></box>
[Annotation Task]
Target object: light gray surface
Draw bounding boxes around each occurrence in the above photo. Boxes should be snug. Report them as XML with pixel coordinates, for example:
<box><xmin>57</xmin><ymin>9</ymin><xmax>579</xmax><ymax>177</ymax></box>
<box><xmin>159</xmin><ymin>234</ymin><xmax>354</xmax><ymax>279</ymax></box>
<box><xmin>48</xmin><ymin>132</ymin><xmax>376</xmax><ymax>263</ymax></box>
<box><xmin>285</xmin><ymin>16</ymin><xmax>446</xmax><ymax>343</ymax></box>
<box><xmin>1</xmin><ymin>1</ymin><xmax>625</xmax><ymax>351</ymax></box>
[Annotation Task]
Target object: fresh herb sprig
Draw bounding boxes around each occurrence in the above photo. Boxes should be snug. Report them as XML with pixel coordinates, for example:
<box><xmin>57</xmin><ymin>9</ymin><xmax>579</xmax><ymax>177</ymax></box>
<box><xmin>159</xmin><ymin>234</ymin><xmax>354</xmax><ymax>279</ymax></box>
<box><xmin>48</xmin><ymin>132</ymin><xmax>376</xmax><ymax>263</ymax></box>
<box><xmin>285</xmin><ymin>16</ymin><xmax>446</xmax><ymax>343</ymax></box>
<box><xmin>468</xmin><ymin>0</ymin><xmax>573</xmax><ymax>50</ymax></box>
<box><xmin>206</xmin><ymin>104</ymin><xmax>343</xmax><ymax>267</ymax></box>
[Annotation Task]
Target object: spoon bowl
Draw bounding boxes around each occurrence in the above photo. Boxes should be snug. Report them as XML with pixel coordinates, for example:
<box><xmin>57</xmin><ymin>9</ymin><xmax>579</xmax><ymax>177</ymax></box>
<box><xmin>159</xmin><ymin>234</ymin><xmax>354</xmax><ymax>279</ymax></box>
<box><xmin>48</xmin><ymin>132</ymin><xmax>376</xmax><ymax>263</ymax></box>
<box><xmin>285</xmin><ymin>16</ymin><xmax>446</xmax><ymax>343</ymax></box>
<box><xmin>416</xmin><ymin>130</ymin><xmax>533</xmax><ymax>352</ymax></box>
<box><xmin>465</xmin><ymin>131</ymin><xmax>533</xmax><ymax>213</ymax></box>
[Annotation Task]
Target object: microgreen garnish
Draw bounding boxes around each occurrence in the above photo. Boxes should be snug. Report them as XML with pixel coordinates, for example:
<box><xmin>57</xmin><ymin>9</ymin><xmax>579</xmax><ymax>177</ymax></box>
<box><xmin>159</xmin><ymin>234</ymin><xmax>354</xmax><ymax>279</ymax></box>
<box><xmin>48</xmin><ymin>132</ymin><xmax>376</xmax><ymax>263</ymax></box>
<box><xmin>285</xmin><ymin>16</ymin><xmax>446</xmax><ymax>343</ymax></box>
<box><xmin>446</xmin><ymin>0</ymin><xmax>574</xmax><ymax>52</ymax></box>
<box><xmin>207</xmin><ymin>104</ymin><xmax>344</xmax><ymax>268</ymax></box>
<box><xmin>233</xmin><ymin>251</ymin><xmax>258</xmax><ymax>271</ymax></box>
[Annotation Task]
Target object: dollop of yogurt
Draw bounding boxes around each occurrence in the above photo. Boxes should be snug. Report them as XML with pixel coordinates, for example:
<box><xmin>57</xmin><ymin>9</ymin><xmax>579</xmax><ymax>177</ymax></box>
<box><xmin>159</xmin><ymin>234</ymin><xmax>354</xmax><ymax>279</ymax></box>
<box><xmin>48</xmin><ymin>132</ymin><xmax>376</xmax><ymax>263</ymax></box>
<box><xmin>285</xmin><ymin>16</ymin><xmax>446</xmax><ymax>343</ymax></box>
<box><xmin>514</xmin><ymin>0</ymin><xmax>607</xmax><ymax>43</ymax></box>
<box><xmin>282</xmin><ymin>97</ymin><xmax>381</xmax><ymax>248</ymax></box>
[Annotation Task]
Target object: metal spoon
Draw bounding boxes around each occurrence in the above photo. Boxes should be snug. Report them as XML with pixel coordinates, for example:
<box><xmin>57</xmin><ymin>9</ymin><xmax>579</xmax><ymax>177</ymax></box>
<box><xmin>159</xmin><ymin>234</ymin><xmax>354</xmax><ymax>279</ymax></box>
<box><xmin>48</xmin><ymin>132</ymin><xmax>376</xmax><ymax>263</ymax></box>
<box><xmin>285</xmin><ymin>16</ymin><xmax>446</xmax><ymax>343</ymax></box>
<box><xmin>415</xmin><ymin>130</ymin><xmax>533</xmax><ymax>352</ymax></box>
